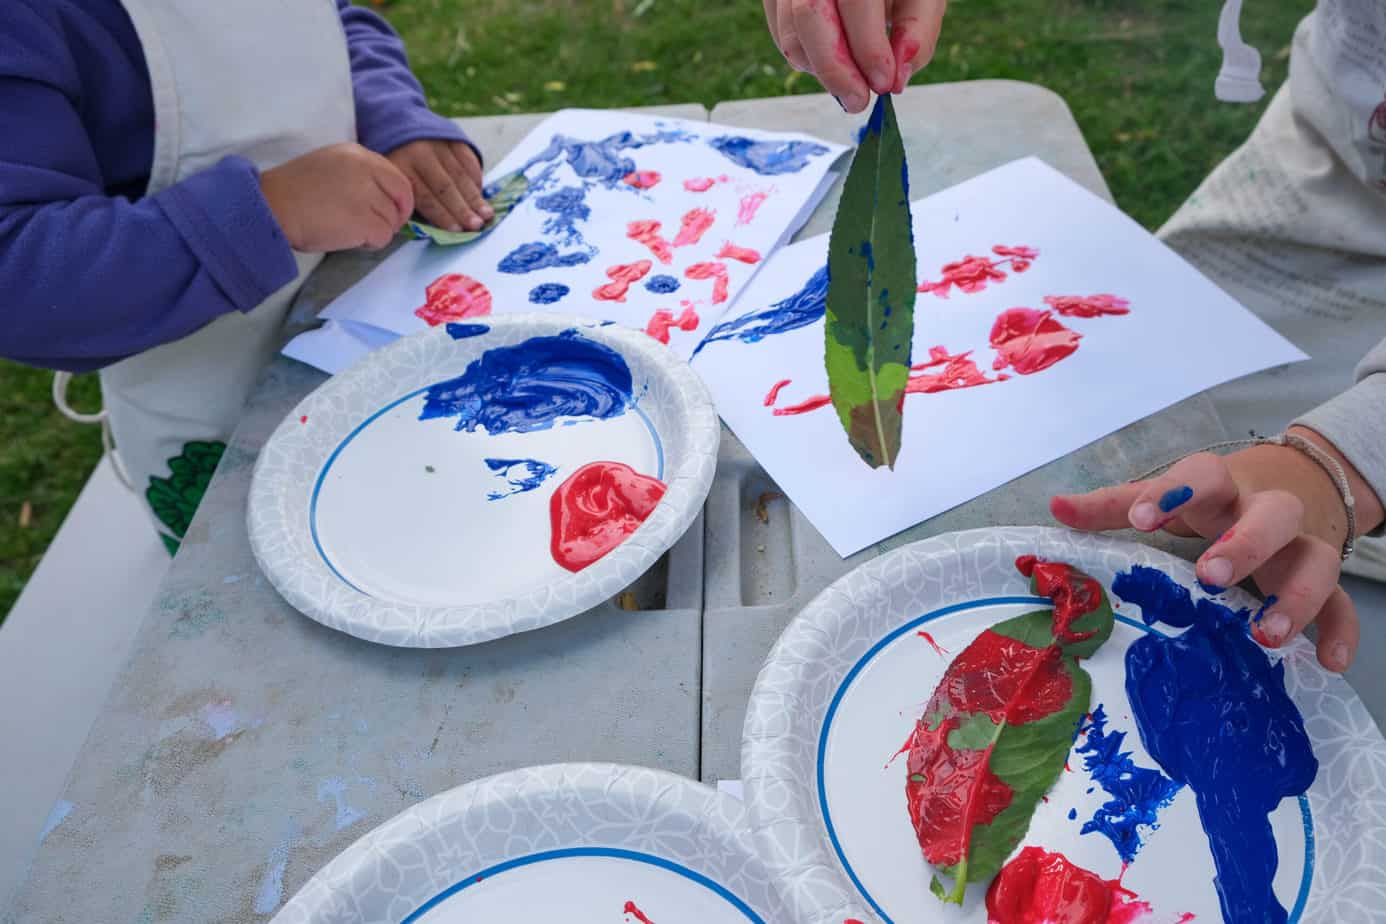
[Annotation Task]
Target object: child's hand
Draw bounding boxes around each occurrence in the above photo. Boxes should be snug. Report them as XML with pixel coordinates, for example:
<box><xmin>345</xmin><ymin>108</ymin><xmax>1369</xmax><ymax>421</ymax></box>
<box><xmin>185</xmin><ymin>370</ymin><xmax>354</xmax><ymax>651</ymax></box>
<box><xmin>1050</xmin><ymin>427</ymin><xmax>1386</xmax><ymax>673</ymax></box>
<box><xmin>260</xmin><ymin>143</ymin><xmax>414</xmax><ymax>252</ymax></box>
<box><xmin>763</xmin><ymin>0</ymin><xmax>946</xmax><ymax>113</ymax></box>
<box><xmin>386</xmin><ymin>140</ymin><xmax>493</xmax><ymax>233</ymax></box>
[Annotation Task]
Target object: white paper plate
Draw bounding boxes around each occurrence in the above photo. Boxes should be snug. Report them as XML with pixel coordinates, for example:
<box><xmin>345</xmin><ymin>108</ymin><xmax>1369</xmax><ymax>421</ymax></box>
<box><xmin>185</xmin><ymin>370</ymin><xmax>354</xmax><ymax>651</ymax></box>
<box><xmin>741</xmin><ymin>526</ymin><xmax>1386</xmax><ymax>923</ymax></box>
<box><xmin>270</xmin><ymin>763</ymin><xmax>785</xmax><ymax>923</ymax></box>
<box><xmin>250</xmin><ymin>314</ymin><xmax>717</xmax><ymax>647</ymax></box>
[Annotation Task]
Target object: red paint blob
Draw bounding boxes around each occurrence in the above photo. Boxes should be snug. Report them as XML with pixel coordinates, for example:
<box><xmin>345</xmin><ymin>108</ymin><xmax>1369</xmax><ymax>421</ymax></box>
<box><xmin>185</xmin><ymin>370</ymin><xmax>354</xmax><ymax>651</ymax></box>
<box><xmin>917</xmin><ymin>630</ymin><xmax>949</xmax><ymax>656</ymax></box>
<box><xmin>683</xmin><ymin>175</ymin><xmax>728</xmax><ymax>192</ymax></box>
<box><xmin>644</xmin><ymin>306</ymin><xmax>700</xmax><ymax>344</ymax></box>
<box><xmin>917</xmin><ymin>245</ymin><xmax>1039</xmax><ymax>296</ymax></box>
<box><xmin>885</xmin><ymin>731</ymin><xmax>914</xmax><ymax>769</ymax></box>
<box><xmin>299</xmin><ymin>415</ymin><xmax>308</xmax><ymax>424</ymax></box>
<box><xmin>941</xmin><ymin>629</ymin><xmax>1074</xmax><ymax>724</ymax></box>
<box><xmin>684</xmin><ymin>261</ymin><xmax>730</xmax><ymax>303</ymax></box>
<box><xmin>990</xmin><ymin>308</ymin><xmax>1081</xmax><ymax>375</ymax></box>
<box><xmin>986</xmin><ymin>847</ymin><xmax>1116</xmax><ymax>924</ymax></box>
<box><xmin>623</xmin><ymin>171</ymin><xmax>661</xmax><ymax>190</ymax></box>
<box><xmin>906</xmin><ymin>714</ymin><xmax>1015</xmax><ymax>867</ymax></box>
<box><xmin>623</xmin><ymin>900</ymin><xmax>657</xmax><ymax>924</ymax></box>
<box><xmin>672</xmin><ymin>208</ymin><xmax>716</xmax><ymax>248</ymax></box>
<box><xmin>414</xmin><ymin>273</ymin><xmax>493</xmax><ymax>326</ymax></box>
<box><xmin>764</xmin><ymin>378</ymin><xmax>792</xmax><ymax>407</ymax></box>
<box><xmin>737</xmin><ymin>190</ymin><xmax>770</xmax><ymax>225</ymax></box>
<box><xmin>593</xmin><ymin>260</ymin><xmax>653</xmax><ymax>302</ymax></box>
<box><xmin>906</xmin><ymin>346</ymin><xmax>1004</xmax><ymax>394</ymax></box>
<box><xmin>772</xmin><ymin>393</ymin><xmax>832</xmax><ymax>416</ymax></box>
<box><xmin>1016</xmin><ymin>555</ymin><xmax>1102</xmax><ymax>643</ymax></box>
<box><xmin>627</xmin><ymin>220</ymin><xmax>673</xmax><ymax>264</ymax></box>
<box><xmin>1043</xmin><ymin>293</ymin><xmax>1131</xmax><ymax>318</ymax></box>
<box><xmin>716</xmin><ymin>242</ymin><xmax>762</xmax><ymax>264</ymax></box>
<box><xmin>550</xmin><ymin>462</ymin><xmax>666</xmax><ymax>573</ymax></box>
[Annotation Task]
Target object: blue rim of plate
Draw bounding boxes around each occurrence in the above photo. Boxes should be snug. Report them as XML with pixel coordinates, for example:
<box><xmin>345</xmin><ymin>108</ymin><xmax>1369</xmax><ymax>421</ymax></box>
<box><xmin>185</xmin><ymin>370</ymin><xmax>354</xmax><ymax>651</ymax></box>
<box><xmin>814</xmin><ymin>595</ymin><xmax>1314</xmax><ymax>924</ymax></box>
<box><xmin>307</xmin><ymin>387</ymin><xmax>664</xmax><ymax>598</ymax></box>
<box><xmin>400</xmin><ymin>847</ymin><xmax>766</xmax><ymax>923</ymax></box>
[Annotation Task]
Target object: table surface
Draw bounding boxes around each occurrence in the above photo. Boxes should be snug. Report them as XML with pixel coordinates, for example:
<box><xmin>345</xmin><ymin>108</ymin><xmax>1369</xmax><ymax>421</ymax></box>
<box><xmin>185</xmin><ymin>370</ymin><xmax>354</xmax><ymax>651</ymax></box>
<box><xmin>9</xmin><ymin>83</ymin><xmax>1376</xmax><ymax>923</ymax></box>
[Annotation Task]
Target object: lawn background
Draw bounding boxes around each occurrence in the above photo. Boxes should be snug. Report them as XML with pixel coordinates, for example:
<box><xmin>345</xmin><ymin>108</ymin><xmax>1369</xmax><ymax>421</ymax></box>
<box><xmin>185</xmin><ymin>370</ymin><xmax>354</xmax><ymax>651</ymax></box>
<box><xmin>0</xmin><ymin>0</ymin><xmax>1313</xmax><ymax>621</ymax></box>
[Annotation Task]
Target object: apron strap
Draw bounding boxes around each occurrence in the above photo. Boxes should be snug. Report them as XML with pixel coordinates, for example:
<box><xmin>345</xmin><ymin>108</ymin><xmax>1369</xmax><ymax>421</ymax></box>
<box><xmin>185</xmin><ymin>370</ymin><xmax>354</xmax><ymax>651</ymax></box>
<box><xmin>52</xmin><ymin>371</ymin><xmax>136</xmax><ymax>491</ymax></box>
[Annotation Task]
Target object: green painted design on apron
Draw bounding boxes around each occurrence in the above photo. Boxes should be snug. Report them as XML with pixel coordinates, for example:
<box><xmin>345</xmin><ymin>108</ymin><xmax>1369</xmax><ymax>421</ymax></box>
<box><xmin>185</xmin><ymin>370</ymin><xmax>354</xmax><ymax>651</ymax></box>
<box><xmin>146</xmin><ymin>440</ymin><xmax>226</xmax><ymax>554</ymax></box>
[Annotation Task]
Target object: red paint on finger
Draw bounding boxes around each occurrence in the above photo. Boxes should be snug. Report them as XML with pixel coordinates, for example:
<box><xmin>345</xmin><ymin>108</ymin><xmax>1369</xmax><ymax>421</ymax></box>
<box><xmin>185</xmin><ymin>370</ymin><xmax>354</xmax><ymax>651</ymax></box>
<box><xmin>593</xmin><ymin>260</ymin><xmax>653</xmax><ymax>302</ymax></box>
<box><xmin>1049</xmin><ymin>495</ymin><xmax>1079</xmax><ymax>524</ymax></box>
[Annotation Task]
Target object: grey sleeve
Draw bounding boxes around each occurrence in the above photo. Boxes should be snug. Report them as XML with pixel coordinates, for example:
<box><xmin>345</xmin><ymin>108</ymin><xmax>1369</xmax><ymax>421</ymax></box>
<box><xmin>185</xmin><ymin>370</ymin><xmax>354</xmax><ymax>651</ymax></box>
<box><xmin>1295</xmin><ymin>336</ymin><xmax>1386</xmax><ymax>536</ymax></box>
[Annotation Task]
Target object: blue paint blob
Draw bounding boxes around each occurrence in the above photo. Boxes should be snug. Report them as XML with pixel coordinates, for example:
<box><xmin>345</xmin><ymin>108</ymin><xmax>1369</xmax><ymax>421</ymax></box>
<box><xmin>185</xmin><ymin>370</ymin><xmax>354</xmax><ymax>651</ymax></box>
<box><xmin>445</xmin><ymin>323</ymin><xmax>489</xmax><ymax>340</ymax></box>
<box><xmin>860</xmin><ymin>240</ymin><xmax>875</xmax><ymax>271</ymax></box>
<box><xmin>708</xmin><ymin>136</ymin><xmax>830</xmax><ymax>176</ymax></box>
<box><xmin>645</xmin><ymin>274</ymin><xmax>680</xmax><ymax>294</ymax></box>
<box><xmin>528</xmin><ymin>283</ymin><xmax>570</xmax><ymax>305</ymax></box>
<box><xmin>534</xmin><ymin>186</ymin><xmax>591</xmax><ymax>243</ymax></box>
<box><xmin>1074</xmin><ymin>703</ymin><xmax>1184</xmax><ymax>864</ymax></box>
<box><xmin>693</xmin><ymin>264</ymin><xmax>828</xmax><ymax>356</ymax></box>
<box><xmin>498</xmin><ymin>241</ymin><xmax>592</xmax><ymax>275</ymax></box>
<box><xmin>484</xmin><ymin>457</ymin><xmax>559</xmax><ymax>500</ymax></box>
<box><xmin>1158</xmin><ymin>485</ymin><xmax>1194</xmax><ymax>513</ymax></box>
<box><xmin>517</xmin><ymin>128</ymin><xmax>691</xmax><ymax>193</ymax></box>
<box><xmin>1198</xmin><ymin>580</ymin><xmax>1227</xmax><ymax>595</ymax></box>
<box><xmin>1067</xmin><ymin>808</ymin><xmax>1078</xmax><ymax>821</ymax></box>
<box><xmin>419</xmin><ymin>329</ymin><xmax>633</xmax><ymax>436</ymax></box>
<box><xmin>1115</xmin><ymin>565</ymin><xmax>1317</xmax><ymax>924</ymax></box>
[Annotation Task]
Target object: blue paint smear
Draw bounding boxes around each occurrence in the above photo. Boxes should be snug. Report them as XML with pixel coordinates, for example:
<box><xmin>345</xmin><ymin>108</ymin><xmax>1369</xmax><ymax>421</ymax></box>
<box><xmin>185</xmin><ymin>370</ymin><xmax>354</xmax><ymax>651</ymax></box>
<box><xmin>1198</xmin><ymin>579</ymin><xmax>1227</xmax><ymax>595</ymax></box>
<box><xmin>708</xmin><ymin>136</ymin><xmax>830</xmax><ymax>176</ymax></box>
<box><xmin>1255</xmin><ymin>594</ymin><xmax>1279</xmax><ymax>624</ymax></box>
<box><xmin>863</xmin><ymin>95</ymin><xmax>886</xmax><ymax>138</ymax></box>
<box><xmin>645</xmin><ymin>274</ymin><xmax>681</xmax><ymax>294</ymax></box>
<box><xmin>445</xmin><ymin>323</ymin><xmax>489</xmax><ymax>340</ymax></box>
<box><xmin>498</xmin><ymin>241</ymin><xmax>593</xmax><ymax>275</ymax></box>
<box><xmin>1067</xmin><ymin>808</ymin><xmax>1078</xmax><ymax>821</ymax></box>
<box><xmin>38</xmin><ymin>800</ymin><xmax>73</xmax><ymax>842</ymax></box>
<box><xmin>484</xmin><ymin>457</ymin><xmax>559</xmax><ymax>500</ymax></box>
<box><xmin>517</xmin><ymin>128</ymin><xmax>692</xmax><ymax>193</ymax></box>
<box><xmin>1074</xmin><ymin>703</ymin><xmax>1184</xmax><ymax>864</ymax></box>
<box><xmin>528</xmin><ymin>283</ymin><xmax>570</xmax><ymax>305</ymax></box>
<box><xmin>1115</xmin><ymin>565</ymin><xmax>1317</xmax><ymax>924</ymax></box>
<box><xmin>535</xmin><ymin>186</ymin><xmax>591</xmax><ymax>243</ymax></box>
<box><xmin>1159</xmin><ymin>485</ymin><xmax>1194</xmax><ymax>513</ymax></box>
<box><xmin>693</xmin><ymin>263</ymin><xmax>828</xmax><ymax>356</ymax></box>
<box><xmin>860</xmin><ymin>240</ymin><xmax>875</xmax><ymax>271</ymax></box>
<box><xmin>419</xmin><ymin>329</ymin><xmax>632</xmax><ymax>436</ymax></box>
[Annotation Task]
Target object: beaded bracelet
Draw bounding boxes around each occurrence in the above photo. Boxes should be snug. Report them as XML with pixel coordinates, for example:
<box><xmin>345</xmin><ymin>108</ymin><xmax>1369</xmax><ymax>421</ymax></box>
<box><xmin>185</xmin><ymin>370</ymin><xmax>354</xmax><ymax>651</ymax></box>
<box><xmin>1131</xmin><ymin>433</ymin><xmax>1357</xmax><ymax>560</ymax></box>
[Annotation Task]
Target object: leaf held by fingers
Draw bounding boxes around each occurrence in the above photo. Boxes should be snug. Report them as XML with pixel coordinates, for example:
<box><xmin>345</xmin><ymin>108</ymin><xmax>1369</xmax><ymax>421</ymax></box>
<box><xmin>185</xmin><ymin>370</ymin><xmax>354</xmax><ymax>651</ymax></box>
<box><xmin>906</xmin><ymin>556</ymin><xmax>1115</xmax><ymax>904</ymax></box>
<box><xmin>824</xmin><ymin>94</ymin><xmax>917</xmax><ymax>469</ymax></box>
<box><xmin>407</xmin><ymin>171</ymin><xmax>529</xmax><ymax>246</ymax></box>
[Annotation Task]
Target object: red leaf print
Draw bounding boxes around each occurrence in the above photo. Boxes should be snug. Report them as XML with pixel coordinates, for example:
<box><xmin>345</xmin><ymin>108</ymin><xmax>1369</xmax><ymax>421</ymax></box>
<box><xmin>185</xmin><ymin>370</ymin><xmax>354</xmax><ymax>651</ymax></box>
<box><xmin>627</xmin><ymin>220</ymin><xmax>673</xmax><ymax>263</ymax></box>
<box><xmin>1042</xmin><ymin>294</ymin><xmax>1131</xmax><ymax>318</ymax></box>
<box><xmin>413</xmin><ymin>273</ymin><xmax>492</xmax><ymax>326</ymax></box>
<box><xmin>672</xmin><ymin>208</ymin><xmax>716</xmax><ymax>248</ymax></box>
<box><xmin>593</xmin><ymin>260</ymin><xmax>653</xmax><ymax>302</ymax></box>
<box><xmin>989</xmin><ymin>308</ymin><xmax>1081</xmax><ymax>375</ymax></box>
<box><xmin>916</xmin><ymin>245</ymin><xmax>1039</xmax><ymax>297</ymax></box>
<box><xmin>684</xmin><ymin>261</ymin><xmax>729</xmax><ymax>303</ymax></box>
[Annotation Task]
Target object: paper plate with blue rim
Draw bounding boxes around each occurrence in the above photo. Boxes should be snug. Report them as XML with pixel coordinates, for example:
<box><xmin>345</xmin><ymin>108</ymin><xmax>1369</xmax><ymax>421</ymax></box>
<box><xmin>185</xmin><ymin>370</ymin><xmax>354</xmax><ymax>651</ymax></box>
<box><xmin>249</xmin><ymin>313</ymin><xmax>717</xmax><ymax>647</ymax></box>
<box><xmin>268</xmin><ymin>763</ymin><xmax>785</xmax><ymax>923</ymax></box>
<box><xmin>740</xmin><ymin>525</ymin><xmax>1386</xmax><ymax>924</ymax></box>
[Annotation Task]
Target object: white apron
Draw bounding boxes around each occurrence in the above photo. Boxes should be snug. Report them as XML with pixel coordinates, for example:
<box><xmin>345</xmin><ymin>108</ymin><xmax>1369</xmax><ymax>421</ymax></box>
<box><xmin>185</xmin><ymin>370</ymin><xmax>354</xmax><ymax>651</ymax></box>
<box><xmin>1160</xmin><ymin>0</ymin><xmax>1386</xmax><ymax>581</ymax></box>
<box><xmin>82</xmin><ymin>0</ymin><xmax>356</xmax><ymax>553</ymax></box>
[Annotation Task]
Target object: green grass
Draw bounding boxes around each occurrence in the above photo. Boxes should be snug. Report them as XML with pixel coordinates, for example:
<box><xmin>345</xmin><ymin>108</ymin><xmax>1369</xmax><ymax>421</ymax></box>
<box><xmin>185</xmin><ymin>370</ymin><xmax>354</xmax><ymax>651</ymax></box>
<box><xmin>0</xmin><ymin>0</ymin><xmax>1311</xmax><ymax>621</ymax></box>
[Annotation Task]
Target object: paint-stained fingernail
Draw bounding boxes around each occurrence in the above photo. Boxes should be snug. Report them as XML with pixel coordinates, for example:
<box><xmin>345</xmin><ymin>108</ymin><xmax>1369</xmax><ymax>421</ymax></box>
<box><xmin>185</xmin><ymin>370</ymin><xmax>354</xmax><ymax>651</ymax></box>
<box><xmin>1261</xmin><ymin>611</ymin><xmax>1290</xmax><ymax>644</ymax></box>
<box><xmin>1328</xmin><ymin>641</ymin><xmax>1350</xmax><ymax>671</ymax></box>
<box><xmin>1201</xmin><ymin>557</ymin><xmax>1234</xmax><ymax>587</ymax></box>
<box><xmin>1129</xmin><ymin>502</ymin><xmax>1160</xmax><ymax>531</ymax></box>
<box><xmin>1158</xmin><ymin>485</ymin><xmax>1193</xmax><ymax>513</ymax></box>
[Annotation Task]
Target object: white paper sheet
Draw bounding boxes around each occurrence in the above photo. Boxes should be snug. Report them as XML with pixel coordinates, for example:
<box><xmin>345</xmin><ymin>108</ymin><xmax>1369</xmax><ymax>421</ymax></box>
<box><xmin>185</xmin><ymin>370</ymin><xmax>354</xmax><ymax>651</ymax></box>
<box><xmin>284</xmin><ymin>109</ymin><xmax>847</xmax><ymax>372</ymax></box>
<box><xmin>690</xmin><ymin>157</ymin><xmax>1309</xmax><ymax>557</ymax></box>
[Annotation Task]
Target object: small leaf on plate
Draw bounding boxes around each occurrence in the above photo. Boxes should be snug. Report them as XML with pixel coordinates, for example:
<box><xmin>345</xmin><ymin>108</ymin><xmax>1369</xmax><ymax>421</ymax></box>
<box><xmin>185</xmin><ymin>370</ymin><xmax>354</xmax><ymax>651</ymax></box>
<box><xmin>904</xmin><ymin>557</ymin><xmax>1116</xmax><ymax>904</ymax></box>
<box><xmin>824</xmin><ymin>95</ymin><xmax>916</xmax><ymax>469</ymax></box>
<box><xmin>407</xmin><ymin>171</ymin><xmax>529</xmax><ymax>246</ymax></box>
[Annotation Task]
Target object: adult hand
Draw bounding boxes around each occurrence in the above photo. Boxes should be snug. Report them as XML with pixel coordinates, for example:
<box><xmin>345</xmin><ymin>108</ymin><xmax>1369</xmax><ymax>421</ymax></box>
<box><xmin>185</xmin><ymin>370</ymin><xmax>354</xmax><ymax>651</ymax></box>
<box><xmin>1050</xmin><ymin>427</ymin><xmax>1384</xmax><ymax>673</ymax></box>
<box><xmin>763</xmin><ymin>0</ymin><xmax>947</xmax><ymax>112</ymax></box>
<box><xmin>387</xmin><ymin>139</ymin><xmax>492</xmax><ymax>233</ymax></box>
<box><xmin>260</xmin><ymin>142</ymin><xmax>414</xmax><ymax>252</ymax></box>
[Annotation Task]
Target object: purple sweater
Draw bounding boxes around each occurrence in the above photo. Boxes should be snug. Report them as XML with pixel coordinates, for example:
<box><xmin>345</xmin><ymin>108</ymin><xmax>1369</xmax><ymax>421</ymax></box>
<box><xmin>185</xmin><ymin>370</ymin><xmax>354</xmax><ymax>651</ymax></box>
<box><xmin>0</xmin><ymin>0</ymin><xmax>476</xmax><ymax>372</ymax></box>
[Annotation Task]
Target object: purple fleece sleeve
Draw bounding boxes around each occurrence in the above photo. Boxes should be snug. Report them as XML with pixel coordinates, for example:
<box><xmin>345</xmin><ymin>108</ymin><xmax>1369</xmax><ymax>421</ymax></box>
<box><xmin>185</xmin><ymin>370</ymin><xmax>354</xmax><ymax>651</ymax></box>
<box><xmin>336</xmin><ymin>0</ymin><xmax>481</xmax><ymax>162</ymax></box>
<box><xmin>0</xmin><ymin>1</ymin><xmax>298</xmax><ymax>372</ymax></box>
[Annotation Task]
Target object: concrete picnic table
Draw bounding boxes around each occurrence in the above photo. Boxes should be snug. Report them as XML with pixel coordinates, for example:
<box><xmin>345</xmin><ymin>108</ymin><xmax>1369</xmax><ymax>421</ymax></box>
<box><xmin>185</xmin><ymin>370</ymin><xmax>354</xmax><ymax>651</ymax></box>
<box><xmin>7</xmin><ymin>82</ymin><xmax>1384</xmax><ymax>924</ymax></box>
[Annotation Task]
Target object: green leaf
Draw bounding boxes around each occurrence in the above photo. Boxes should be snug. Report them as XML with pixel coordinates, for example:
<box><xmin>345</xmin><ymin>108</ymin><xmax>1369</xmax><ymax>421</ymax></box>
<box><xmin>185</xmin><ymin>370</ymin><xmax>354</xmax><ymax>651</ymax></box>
<box><xmin>406</xmin><ymin>171</ymin><xmax>529</xmax><ymax>246</ymax></box>
<box><xmin>906</xmin><ymin>561</ymin><xmax>1115</xmax><ymax>904</ymax></box>
<box><xmin>823</xmin><ymin>95</ymin><xmax>916</xmax><ymax>470</ymax></box>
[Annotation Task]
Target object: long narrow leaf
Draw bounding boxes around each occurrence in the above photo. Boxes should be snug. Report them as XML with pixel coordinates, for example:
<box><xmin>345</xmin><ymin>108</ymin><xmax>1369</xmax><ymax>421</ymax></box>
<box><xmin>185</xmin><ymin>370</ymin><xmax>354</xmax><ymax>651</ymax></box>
<box><xmin>824</xmin><ymin>95</ymin><xmax>916</xmax><ymax>469</ymax></box>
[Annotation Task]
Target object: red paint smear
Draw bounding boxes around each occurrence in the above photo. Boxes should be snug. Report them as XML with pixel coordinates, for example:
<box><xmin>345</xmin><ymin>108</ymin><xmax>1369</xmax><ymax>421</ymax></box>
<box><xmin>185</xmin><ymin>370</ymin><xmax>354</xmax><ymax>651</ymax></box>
<box><xmin>917</xmin><ymin>245</ymin><xmax>1038</xmax><ymax>297</ymax></box>
<box><xmin>1015</xmin><ymin>555</ymin><xmax>1102</xmax><ymax>643</ymax></box>
<box><xmin>905</xmin><ymin>346</ymin><xmax>1006</xmax><ymax>394</ymax></box>
<box><xmin>299</xmin><ymin>415</ymin><xmax>308</xmax><ymax>424</ymax></box>
<box><xmin>413</xmin><ymin>273</ymin><xmax>493</xmax><ymax>326</ymax></box>
<box><xmin>626</xmin><ymin>220</ymin><xmax>673</xmax><ymax>264</ymax></box>
<box><xmin>672</xmin><ymin>208</ymin><xmax>716</xmax><ymax>248</ymax></box>
<box><xmin>644</xmin><ymin>306</ymin><xmax>700</xmax><ymax>344</ymax></box>
<box><xmin>772</xmin><ymin>393</ymin><xmax>832</xmax><ymax>416</ymax></box>
<box><xmin>917</xmin><ymin>630</ymin><xmax>949</xmax><ymax>656</ymax></box>
<box><xmin>986</xmin><ymin>847</ymin><xmax>1170</xmax><ymax>924</ymax></box>
<box><xmin>623</xmin><ymin>170</ymin><xmax>661</xmax><ymax>190</ymax></box>
<box><xmin>764</xmin><ymin>378</ymin><xmax>792</xmax><ymax>407</ymax></box>
<box><xmin>716</xmin><ymin>242</ymin><xmax>762</xmax><ymax>264</ymax></box>
<box><xmin>684</xmin><ymin>261</ymin><xmax>729</xmax><ymax>303</ymax></box>
<box><xmin>1043</xmin><ymin>293</ymin><xmax>1131</xmax><ymax>318</ymax></box>
<box><xmin>941</xmin><ymin>629</ymin><xmax>1074</xmax><ymax>724</ymax></box>
<box><xmin>885</xmin><ymin>730</ymin><xmax>914</xmax><ymax>769</ymax></box>
<box><xmin>623</xmin><ymin>901</ymin><xmax>657</xmax><ymax>924</ymax></box>
<box><xmin>593</xmin><ymin>260</ymin><xmax>653</xmax><ymax>302</ymax></box>
<box><xmin>906</xmin><ymin>714</ymin><xmax>1014</xmax><ymax>867</ymax></box>
<box><xmin>683</xmin><ymin>175</ymin><xmax>728</xmax><ymax>192</ymax></box>
<box><xmin>990</xmin><ymin>308</ymin><xmax>1081</xmax><ymax>375</ymax></box>
<box><xmin>737</xmin><ymin>190</ymin><xmax>770</xmax><ymax>226</ymax></box>
<box><xmin>844</xmin><ymin>920</ymin><xmax>866</xmax><ymax>924</ymax></box>
<box><xmin>550</xmin><ymin>462</ymin><xmax>666</xmax><ymax>573</ymax></box>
